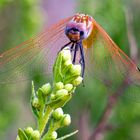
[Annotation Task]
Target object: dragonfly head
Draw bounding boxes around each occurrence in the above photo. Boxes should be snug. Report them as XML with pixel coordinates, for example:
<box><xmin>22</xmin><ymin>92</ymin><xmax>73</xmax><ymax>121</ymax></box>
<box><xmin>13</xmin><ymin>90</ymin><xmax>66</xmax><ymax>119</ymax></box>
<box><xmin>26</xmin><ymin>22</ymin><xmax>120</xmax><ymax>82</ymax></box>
<box><xmin>65</xmin><ymin>13</ymin><xmax>93</xmax><ymax>42</ymax></box>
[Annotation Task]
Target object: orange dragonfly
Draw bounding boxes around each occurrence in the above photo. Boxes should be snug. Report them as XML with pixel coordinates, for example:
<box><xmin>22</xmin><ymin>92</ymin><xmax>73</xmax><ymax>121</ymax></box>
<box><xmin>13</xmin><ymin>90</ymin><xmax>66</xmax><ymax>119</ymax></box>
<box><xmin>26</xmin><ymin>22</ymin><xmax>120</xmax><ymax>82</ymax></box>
<box><xmin>0</xmin><ymin>13</ymin><xmax>140</xmax><ymax>100</ymax></box>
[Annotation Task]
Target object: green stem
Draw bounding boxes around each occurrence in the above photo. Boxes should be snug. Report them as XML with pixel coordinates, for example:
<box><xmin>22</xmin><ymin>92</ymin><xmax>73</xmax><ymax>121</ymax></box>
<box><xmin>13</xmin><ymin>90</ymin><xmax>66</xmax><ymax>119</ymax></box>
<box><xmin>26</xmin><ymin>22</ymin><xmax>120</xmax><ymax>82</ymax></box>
<box><xmin>38</xmin><ymin>106</ymin><xmax>53</xmax><ymax>135</ymax></box>
<box><xmin>42</xmin><ymin>123</ymin><xmax>55</xmax><ymax>140</ymax></box>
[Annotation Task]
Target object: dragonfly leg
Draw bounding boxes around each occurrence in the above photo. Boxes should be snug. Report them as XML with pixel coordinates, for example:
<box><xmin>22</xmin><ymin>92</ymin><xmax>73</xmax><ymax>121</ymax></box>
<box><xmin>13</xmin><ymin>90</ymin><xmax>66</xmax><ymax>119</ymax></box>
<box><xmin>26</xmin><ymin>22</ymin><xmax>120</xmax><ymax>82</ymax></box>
<box><xmin>60</xmin><ymin>41</ymin><xmax>72</xmax><ymax>51</ymax></box>
<box><xmin>79</xmin><ymin>42</ymin><xmax>85</xmax><ymax>78</ymax></box>
<box><xmin>72</xmin><ymin>44</ymin><xmax>78</xmax><ymax>64</ymax></box>
<box><xmin>70</xmin><ymin>43</ymin><xmax>75</xmax><ymax>52</ymax></box>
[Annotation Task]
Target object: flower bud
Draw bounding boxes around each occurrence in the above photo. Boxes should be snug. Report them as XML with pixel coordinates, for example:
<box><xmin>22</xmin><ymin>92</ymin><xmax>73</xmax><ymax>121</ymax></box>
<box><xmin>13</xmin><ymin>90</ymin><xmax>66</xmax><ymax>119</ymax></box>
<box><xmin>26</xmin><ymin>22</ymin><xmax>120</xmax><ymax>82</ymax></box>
<box><xmin>70</xmin><ymin>65</ymin><xmax>81</xmax><ymax>75</ymax></box>
<box><xmin>61</xmin><ymin>49</ymin><xmax>71</xmax><ymax>61</ymax></box>
<box><xmin>64</xmin><ymin>60</ymin><xmax>72</xmax><ymax>67</ymax></box>
<box><xmin>31</xmin><ymin>130</ymin><xmax>40</xmax><ymax>140</ymax></box>
<box><xmin>55</xmin><ymin>89</ymin><xmax>68</xmax><ymax>98</ymax></box>
<box><xmin>50</xmin><ymin>93</ymin><xmax>56</xmax><ymax>100</ymax></box>
<box><xmin>32</xmin><ymin>97</ymin><xmax>40</xmax><ymax>108</ymax></box>
<box><xmin>72</xmin><ymin>76</ymin><xmax>83</xmax><ymax>86</ymax></box>
<box><xmin>61</xmin><ymin>114</ymin><xmax>71</xmax><ymax>126</ymax></box>
<box><xmin>64</xmin><ymin>84</ymin><xmax>73</xmax><ymax>92</ymax></box>
<box><xmin>50</xmin><ymin>131</ymin><xmax>57</xmax><ymax>140</ymax></box>
<box><xmin>24</xmin><ymin>127</ymin><xmax>33</xmax><ymax>135</ymax></box>
<box><xmin>52</xmin><ymin>108</ymin><xmax>64</xmax><ymax>120</ymax></box>
<box><xmin>63</xmin><ymin>60</ymin><xmax>73</xmax><ymax>74</ymax></box>
<box><xmin>54</xmin><ymin>82</ymin><xmax>64</xmax><ymax>90</ymax></box>
<box><xmin>41</xmin><ymin>83</ymin><xmax>51</xmax><ymax>95</ymax></box>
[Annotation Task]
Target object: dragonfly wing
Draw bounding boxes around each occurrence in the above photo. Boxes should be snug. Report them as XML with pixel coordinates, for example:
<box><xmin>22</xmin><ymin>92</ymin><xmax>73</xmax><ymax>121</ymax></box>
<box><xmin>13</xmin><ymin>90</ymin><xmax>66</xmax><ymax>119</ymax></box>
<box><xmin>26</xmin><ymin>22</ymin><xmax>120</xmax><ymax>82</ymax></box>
<box><xmin>0</xmin><ymin>17</ymin><xmax>72</xmax><ymax>84</ymax></box>
<box><xmin>83</xmin><ymin>18</ymin><xmax>140</xmax><ymax>101</ymax></box>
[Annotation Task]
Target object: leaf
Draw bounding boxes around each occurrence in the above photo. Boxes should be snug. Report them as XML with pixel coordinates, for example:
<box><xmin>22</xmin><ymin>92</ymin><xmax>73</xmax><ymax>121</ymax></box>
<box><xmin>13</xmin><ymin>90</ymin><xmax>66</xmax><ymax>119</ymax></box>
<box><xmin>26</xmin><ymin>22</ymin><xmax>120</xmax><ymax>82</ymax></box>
<box><xmin>18</xmin><ymin>128</ymin><xmax>28</xmax><ymax>140</ymax></box>
<box><xmin>38</xmin><ymin>89</ymin><xmax>46</xmax><ymax>105</ymax></box>
<box><xmin>56</xmin><ymin>130</ymin><xmax>78</xmax><ymax>140</ymax></box>
<box><xmin>53</xmin><ymin>51</ymin><xmax>63</xmax><ymax>83</ymax></box>
<box><xmin>47</xmin><ymin>94</ymin><xmax>72</xmax><ymax>109</ymax></box>
<box><xmin>31</xmin><ymin>105</ymin><xmax>39</xmax><ymax>118</ymax></box>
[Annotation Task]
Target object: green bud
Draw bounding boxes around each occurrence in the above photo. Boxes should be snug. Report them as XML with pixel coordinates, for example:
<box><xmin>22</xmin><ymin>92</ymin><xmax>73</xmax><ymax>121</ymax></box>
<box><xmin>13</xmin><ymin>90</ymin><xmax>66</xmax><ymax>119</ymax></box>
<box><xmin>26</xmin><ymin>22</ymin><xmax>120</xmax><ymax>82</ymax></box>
<box><xmin>61</xmin><ymin>49</ymin><xmax>71</xmax><ymax>61</ymax></box>
<box><xmin>70</xmin><ymin>65</ymin><xmax>81</xmax><ymax>75</ymax></box>
<box><xmin>16</xmin><ymin>136</ymin><xmax>20</xmax><ymax>140</ymax></box>
<box><xmin>64</xmin><ymin>60</ymin><xmax>72</xmax><ymax>67</ymax></box>
<box><xmin>61</xmin><ymin>114</ymin><xmax>71</xmax><ymax>126</ymax></box>
<box><xmin>62</xmin><ymin>60</ymin><xmax>73</xmax><ymax>74</ymax></box>
<box><xmin>72</xmin><ymin>76</ymin><xmax>83</xmax><ymax>86</ymax></box>
<box><xmin>31</xmin><ymin>130</ymin><xmax>40</xmax><ymax>140</ymax></box>
<box><xmin>24</xmin><ymin>127</ymin><xmax>33</xmax><ymax>135</ymax></box>
<box><xmin>55</xmin><ymin>89</ymin><xmax>68</xmax><ymax>98</ymax></box>
<box><xmin>54</xmin><ymin>82</ymin><xmax>64</xmax><ymax>90</ymax></box>
<box><xmin>64</xmin><ymin>84</ymin><xmax>73</xmax><ymax>92</ymax></box>
<box><xmin>50</xmin><ymin>93</ymin><xmax>56</xmax><ymax>100</ymax></box>
<box><xmin>52</xmin><ymin>108</ymin><xmax>64</xmax><ymax>120</ymax></box>
<box><xmin>41</xmin><ymin>83</ymin><xmax>51</xmax><ymax>95</ymax></box>
<box><xmin>50</xmin><ymin>131</ymin><xmax>57</xmax><ymax>140</ymax></box>
<box><xmin>32</xmin><ymin>97</ymin><xmax>40</xmax><ymax>108</ymax></box>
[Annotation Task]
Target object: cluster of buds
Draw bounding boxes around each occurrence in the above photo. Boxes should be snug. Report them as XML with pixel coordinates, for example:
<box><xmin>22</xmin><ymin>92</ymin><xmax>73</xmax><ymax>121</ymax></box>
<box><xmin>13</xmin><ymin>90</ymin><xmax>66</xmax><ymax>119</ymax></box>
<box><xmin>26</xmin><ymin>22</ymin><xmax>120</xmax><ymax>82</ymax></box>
<box><xmin>17</xmin><ymin>48</ymin><xmax>81</xmax><ymax>140</ymax></box>
<box><xmin>16</xmin><ymin>127</ymin><xmax>40</xmax><ymax>140</ymax></box>
<box><xmin>45</xmin><ymin>108</ymin><xmax>71</xmax><ymax>139</ymax></box>
<box><xmin>32</xmin><ymin>83</ymin><xmax>51</xmax><ymax>103</ymax></box>
<box><xmin>50</xmin><ymin>82</ymin><xmax>73</xmax><ymax>101</ymax></box>
<box><xmin>31</xmin><ymin>82</ymin><xmax>52</xmax><ymax>117</ymax></box>
<box><xmin>31</xmin><ymin>48</ymin><xmax>83</xmax><ymax>112</ymax></box>
<box><xmin>53</xmin><ymin>48</ymin><xmax>83</xmax><ymax>86</ymax></box>
<box><xmin>52</xmin><ymin>108</ymin><xmax>71</xmax><ymax>127</ymax></box>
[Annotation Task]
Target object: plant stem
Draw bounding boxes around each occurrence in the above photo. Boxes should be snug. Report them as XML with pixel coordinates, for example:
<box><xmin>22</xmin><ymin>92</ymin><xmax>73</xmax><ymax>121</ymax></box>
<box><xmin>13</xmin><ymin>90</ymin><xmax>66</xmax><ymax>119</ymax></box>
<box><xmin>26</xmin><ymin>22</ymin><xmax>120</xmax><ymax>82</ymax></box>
<box><xmin>39</xmin><ymin>106</ymin><xmax>53</xmax><ymax>135</ymax></box>
<box><xmin>42</xmin><ymin>120</ymin><xmax>56</xmax><ymax>140</ymax></box>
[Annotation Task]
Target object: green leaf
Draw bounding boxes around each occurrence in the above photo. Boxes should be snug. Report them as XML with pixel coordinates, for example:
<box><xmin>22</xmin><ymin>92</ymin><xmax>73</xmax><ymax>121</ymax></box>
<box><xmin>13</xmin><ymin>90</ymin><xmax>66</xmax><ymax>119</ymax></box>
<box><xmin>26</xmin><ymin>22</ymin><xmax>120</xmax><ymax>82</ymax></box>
<box><xmin>38</xmin><ymin>89</ymin><xmax>46</xmax><ymax>105</ymax></box>
<box><xmin>31</xmin><ymin>81</ymin><xmax>35</xmax><ymax>97</ymax></box>
<box><xmin>63</xmin><ymin>75</ymin><xmax>79</xmax><ymax>84</ymax></box>
<box><xmin>47</xmin><ymin>93</ymin><xmax>72</xmax><ymax>109</ymax></box>
<box><xmin>31</xmin><ymin>81</ymin><xmax>39</xmax><ymax>118</ymax></box>
<box><xmin>31</xmin><ymin>106</ymin><xmax>39</xmax><ymax>118</ymax></box>
<box><xmin>56</xmin><ymin>130</ymin><xmax>78</xmax><ymax>140</ymax></box>
<box><xmin>53</xmin><ymin>52</ymin><xmax>63</xmax><ymax>83</ymax></box>
<box><xmin>18</xmin><ymin>128</ymin><xmax>28</xmax><ymax>140</ymax></box>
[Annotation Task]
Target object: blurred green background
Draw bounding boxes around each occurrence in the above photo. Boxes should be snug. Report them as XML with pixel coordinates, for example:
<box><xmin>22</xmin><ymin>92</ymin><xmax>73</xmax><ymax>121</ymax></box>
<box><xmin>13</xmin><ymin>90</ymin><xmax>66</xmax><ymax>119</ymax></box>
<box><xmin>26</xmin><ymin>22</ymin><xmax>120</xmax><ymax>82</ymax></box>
<box><xmin>0</xmin><ymin>0</ymin><xmax>140</xmax><ymax>140</ymax></box>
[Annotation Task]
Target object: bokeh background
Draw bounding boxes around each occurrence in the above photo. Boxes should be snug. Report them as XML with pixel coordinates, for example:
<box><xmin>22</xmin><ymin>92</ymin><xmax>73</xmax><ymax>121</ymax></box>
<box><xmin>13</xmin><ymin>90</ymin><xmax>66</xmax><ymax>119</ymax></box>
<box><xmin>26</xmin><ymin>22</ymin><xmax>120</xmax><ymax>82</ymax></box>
<box><xmin>0</xmin><ymin>0</ymin><xmax>140</xmax><ymax>140</ymax></box>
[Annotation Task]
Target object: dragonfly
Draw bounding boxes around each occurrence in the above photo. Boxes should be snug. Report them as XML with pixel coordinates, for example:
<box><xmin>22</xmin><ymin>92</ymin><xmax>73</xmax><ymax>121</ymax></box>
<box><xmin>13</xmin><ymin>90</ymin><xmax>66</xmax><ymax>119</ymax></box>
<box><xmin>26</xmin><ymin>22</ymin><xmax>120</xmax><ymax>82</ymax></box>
<box><xmin>0</xmin><ymin>13</ymin><xmax>140</xmax><ymax>100</ymax></box>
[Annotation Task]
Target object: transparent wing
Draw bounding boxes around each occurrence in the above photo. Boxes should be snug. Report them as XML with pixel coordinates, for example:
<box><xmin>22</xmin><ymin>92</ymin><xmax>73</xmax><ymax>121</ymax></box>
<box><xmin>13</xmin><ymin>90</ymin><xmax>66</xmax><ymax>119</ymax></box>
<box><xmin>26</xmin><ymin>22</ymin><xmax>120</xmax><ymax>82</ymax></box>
<box><xmin>83</xmin><ymin>18</ymin><xmax>140</xmax><ymax>101</ymax></box>
<box><xmin>0</xmin><ymin>17</ymin><xmax>72</xmax><ymax>84</ymax></box>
